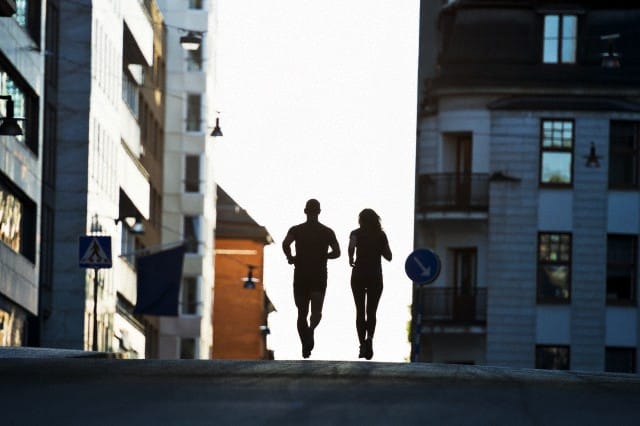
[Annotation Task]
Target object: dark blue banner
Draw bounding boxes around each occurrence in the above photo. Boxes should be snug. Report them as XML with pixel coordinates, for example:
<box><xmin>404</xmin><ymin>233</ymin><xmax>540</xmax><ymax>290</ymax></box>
<box><xmin>134</xmin><ymin>245</ymin><xmax>186</xmax><ymax>316</ymax></box>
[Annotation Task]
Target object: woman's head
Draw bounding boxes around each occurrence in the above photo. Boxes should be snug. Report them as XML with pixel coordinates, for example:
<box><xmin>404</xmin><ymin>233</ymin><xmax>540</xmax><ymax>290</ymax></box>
<box><xmin>359</xmin><ymin>208</ymin><xmax>381</xmax><ymax>232</ymax></box>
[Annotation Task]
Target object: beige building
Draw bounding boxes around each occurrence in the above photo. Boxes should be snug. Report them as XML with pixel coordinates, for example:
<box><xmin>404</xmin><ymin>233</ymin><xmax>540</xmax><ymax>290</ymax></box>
<box><xmin>155</xmin><ymin>0</ymin><xmax>219</xmax><ymax>359</ymax></box>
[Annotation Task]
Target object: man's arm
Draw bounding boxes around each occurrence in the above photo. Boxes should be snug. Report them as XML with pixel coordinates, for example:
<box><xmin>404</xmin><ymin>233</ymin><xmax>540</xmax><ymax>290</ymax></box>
<box><xmin>327</xmin><ymin>230</ymin><xmax>341</xmax><ymax>260</ymax></box>
<box><xmin>282</xmin><ymin>228</ymin><xmax>296</xmax><ymax>264</ymax></box>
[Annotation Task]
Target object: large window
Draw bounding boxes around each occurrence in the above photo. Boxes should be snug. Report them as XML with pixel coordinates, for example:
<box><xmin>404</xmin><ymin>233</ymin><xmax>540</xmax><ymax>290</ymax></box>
<box><xmin>181</xmin><ymin>277</ymin><xmax>199</xmax><ymax>315</ymax></box>
<box><xmin>607</xmin><ymin>235</ymin><xmax>636</xmax><ymax>304</ymax></box>
<box><xmin>179</xmin><ymin>338</ymin><xmax>196</xmax><ymax>359</ymax></box>
<box><xmin>537</xmin><ymin>232</ymin><xmax>571</xmax><ymax>303</ymax></box>
<box><xmin>605</xmin><ymin>347</ymin><xmax>636</xmax><ymax>373</ymax></box>
<box><xmin>0</xmin><ymin>174</ymin><xmax>36</xmax><ymax>262</ymax></box>
<box><xmin>185</xmin><ymin>155</ymin><xmax>201</xmax><ymax>193</ymax></box>
<box><xmin>543</xmin><ymin>14</ymin><xmax>577</xmax><ymax>64</ymax></box>
<box><xmin>609</xmin><ymin>121</ymin><xmax>640</xmax><ymax>188</ymax></box>
<box><xmin>186</xmin><ymin>94</ymin><xmax>201</xmax><ymax>132</ymax></box>
<box><xmin>536</xmin><ymin>345</ymin><xmax>570</xmax><ymax>370</ymax></box>
<box><xmin>1</xmin><ymin>63</ymin><xmax>38</xmax><ymax>153</ymax></box>
<box><xmin>183</xmin><ymin>215</ymin><xmax>200</xmax><ymax>253</ymax></box>
<box><xmin>186</xmin><ymin>47</ymin><xmax>202</xmax><ymax>72</ymax></box>
<box><xmin>540</xmin><ymin>119</ymin><xmax>573</xmax><ymax>185</ymax></box>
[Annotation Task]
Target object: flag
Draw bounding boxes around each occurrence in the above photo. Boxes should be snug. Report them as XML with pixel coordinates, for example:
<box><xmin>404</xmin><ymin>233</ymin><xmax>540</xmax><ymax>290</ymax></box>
<box><xmin>134</xmin><ymin>244</ymin><xmax>186</xmax><ymax>316</ymax></box>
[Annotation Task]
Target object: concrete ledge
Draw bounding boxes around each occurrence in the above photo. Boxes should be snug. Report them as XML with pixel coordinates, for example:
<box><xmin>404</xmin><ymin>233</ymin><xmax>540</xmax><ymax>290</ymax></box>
<box><xmin>0</xmin><ymin>357</ymin><xmax>638</xmax><ymax>389</ymax></box>
<box><xmin>0</xmin><ymin>346</ymin><xmax>116</xmax><ymax>359</ymax></box>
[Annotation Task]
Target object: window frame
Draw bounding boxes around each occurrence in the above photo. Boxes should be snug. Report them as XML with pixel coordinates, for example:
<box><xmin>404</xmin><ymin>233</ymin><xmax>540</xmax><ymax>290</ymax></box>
<box><xmin>542</xmin><ymin>14</ymin><xmax>577</xmax><ymax>65</ymax></box>
<box><xmin>537</xmin><ymin>232</ymin><xmax>572</xmax><ymax>304</ymax></box>
<box><xmin>0</xmin><ymin>171</ymin><xmax>36</xmax><ymax>262</ymax></box>
<box><xmin>606</xmin><ymin>234</ymin><xmax>637</xmax><ymax>306</ymax></box>
<box><xmin>605</xmin><ymin>347</ymin><xmax>636</xmax><ymax>374</ymax></box>
<box><xmin>609</xmin><ymin>120</ymin><xmax>640</xmax><ymax>189</ymax></box>
<box><xmin>539</xmin><ymin>118</ymin><xmax>574</xmax><ymax>187</ymax></box>
<box><xmin>183</xmin><ymin>215</ymin><xmax>201</xmax><ymax>254</ymax></box>
<box><xmin>535</xmin><ymin>345</ymin><xmax>570</xmax><ymax>370</ymax></box>
<box><xmin>185</xmin><ymin>93</ymin><xmax>201</xmax><ymax>132</ymax></box>
<box><xmin>180</xmin><ymin>276</ymin><xmax>200</xmax><ymax>315</ymax></box>
<box><xmin>184</xmin><ymin>154</ymin><xmax>201</xmax><ymax>193</ymax></box>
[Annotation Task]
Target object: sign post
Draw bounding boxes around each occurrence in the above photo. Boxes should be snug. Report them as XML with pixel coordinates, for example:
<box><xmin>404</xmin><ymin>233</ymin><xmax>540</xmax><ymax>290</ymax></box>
<box><xmin>79</xmin><ymin>236</ymin><xmax>112</xmax><ymax>351</ymax></box>
<box><xmin>405</xmin><ymin>248</ymin><xmax>441</xmax><ymax>362</ymax></box>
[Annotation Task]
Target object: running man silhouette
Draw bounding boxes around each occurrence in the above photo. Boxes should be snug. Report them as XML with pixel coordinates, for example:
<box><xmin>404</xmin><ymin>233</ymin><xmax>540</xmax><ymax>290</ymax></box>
<box><xmin>348</xmin><ymin>208</ymin><xmax>392</xmax><ymax>360</ymax></box>
<box><xmin>282</xmin><ymin>199</ymin><xmax>341</xmax><ymax>358</ymax></box>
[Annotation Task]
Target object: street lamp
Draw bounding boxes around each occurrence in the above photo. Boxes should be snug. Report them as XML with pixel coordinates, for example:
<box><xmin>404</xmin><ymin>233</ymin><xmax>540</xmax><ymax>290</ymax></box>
<box><xmin>115</xmin><ymin>216</ymin><xmax>145</xmax><ymax>235</ymax></box>
<box><xmin>180</xmin><ymin>31</ymin><xmax>202</xmax><ymax>51</ymax></box>
<box><xmin>0</xmin><ymin>95</ymin><xmax>24</xmax><ymax>136</ymax></box>
<box><xmin>210</xmin><ymin>116</ymin><xmax>223</xmax><ymax>137</ymax></box>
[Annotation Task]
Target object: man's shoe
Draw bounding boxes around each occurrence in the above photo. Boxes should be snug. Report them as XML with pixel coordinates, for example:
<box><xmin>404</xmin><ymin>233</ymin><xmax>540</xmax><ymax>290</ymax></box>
<box><xmin>302</xmin><ymin>346</ymin><xmax>311</xmax><ymax>359</ymax></box>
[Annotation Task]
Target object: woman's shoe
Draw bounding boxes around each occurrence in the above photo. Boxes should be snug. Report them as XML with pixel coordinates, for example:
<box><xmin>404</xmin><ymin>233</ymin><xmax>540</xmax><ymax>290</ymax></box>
<box><xmin>364</xmin><ymin>339</ymin><xmax>373</xmax><ymax>360</ymax></box>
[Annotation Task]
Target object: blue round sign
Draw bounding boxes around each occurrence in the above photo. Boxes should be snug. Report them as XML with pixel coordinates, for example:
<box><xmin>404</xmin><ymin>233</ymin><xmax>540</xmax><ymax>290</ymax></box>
<box><xmin>405</xmin><ymin>248</ymin><xmax>441</xmax><ymax>285</ymax></box>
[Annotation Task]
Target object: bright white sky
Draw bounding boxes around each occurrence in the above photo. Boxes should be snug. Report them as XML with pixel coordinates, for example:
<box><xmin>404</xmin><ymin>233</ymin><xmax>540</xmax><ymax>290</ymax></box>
<box><xmin>214</xmin><ymin>0</ymin><xmax>420</xmax><ymax>362</ymax></box>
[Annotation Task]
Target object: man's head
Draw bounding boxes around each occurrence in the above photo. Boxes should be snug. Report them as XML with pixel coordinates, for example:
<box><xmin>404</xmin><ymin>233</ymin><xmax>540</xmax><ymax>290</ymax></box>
<box><xmin>304</xmin><ymin>199</ymin><xmax>321</xmax><ymax>216</ymax></box>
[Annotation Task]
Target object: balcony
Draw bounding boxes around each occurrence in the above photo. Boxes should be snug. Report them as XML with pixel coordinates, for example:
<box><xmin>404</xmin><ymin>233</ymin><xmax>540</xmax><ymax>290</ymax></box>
<box><xmin>417</xmin><ymin>287</ymin><xmax>487</xmax><ymax>325</ymax></box>
<box><xmin>417</xmin><ymin>173</ymin><xmax>489</xmax><ymax>217</ymax></box>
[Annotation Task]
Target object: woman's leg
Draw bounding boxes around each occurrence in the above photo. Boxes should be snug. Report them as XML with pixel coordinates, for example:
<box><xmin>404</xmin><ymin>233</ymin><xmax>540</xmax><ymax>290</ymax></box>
<box><xmin>365</xmin><ymin>283</ymin><xmax>383</xmax><ymax>341</ymax></box>
<box><xmin>351</xmin><ymin>276</ymin><xmax>367</xmax><ymax>346</ymax></box>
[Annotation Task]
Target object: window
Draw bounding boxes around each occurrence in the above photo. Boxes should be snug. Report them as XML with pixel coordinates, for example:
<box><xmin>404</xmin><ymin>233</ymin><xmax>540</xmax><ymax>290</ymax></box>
<box><xmin>609</xmin><ymin>121</ymin><xmax>640</xmax><ymax>188</ymax></box>
<box><xmin>540</xmin><ymin>120</ymin><xmax>573</xmax><ymax>185</ymax></box>
<box><xmin>185</xmin><ymin>155</ymin><xmax>201</xmax><ymax>193</ymax></box>
<box><xmin>14</xmin><ymin>0</ymin><xmax>40</xmax><ymax>42</ymax></box>
<box><xmin>179</xmin><ymin>338</ymin><xmax>196</xmax><ymax>359</ymax></box>
<box><xmin>122</xmin><ymin>71</ymin><xmax>139</xmax><ymax>116</ymax></box>
<box><xmin>0</xmin><ymin>63</ymin><xmax>39</xmax><ymax>153</ymax></box>
<box><xmin>0</xmin><ymin>174</ymin><xmax>36</xmax><ymax>262</ymax></box>
<box><xmin>607</xmin><ymin>235</ymin><xmax>636</xmax><ymax>304</ymax></box>
<box><xmin>536</xmin><ymin>345</ymin><xmax>570</xmax><ymax>370</ymax></box>
<box><xmin>181</xmin><ymin>277</ymin><xmax>199</xmax><ymax>315</ymax></box>
<box><xmin>183</xmin><ymin>215</ymin><xmax>200</xmax><ymax>253</ymax></box>
<box><xmin>543</xmin><ymin>14</ymin><xmax>577</xmax><ymax>64</ymax></box>
<box><xmin>186</xmin><ymin>47</ymin><xmax>202</xmax><ymax>72</ymax></box>
<box><xmin>537</xmin><ymin>232</ymin><xmax>571</xmax><ymax>303</ymax></box>
<box><xmin>186</xmin><ymin>94</ymin><xmax>201</xmax><ymax>132</ymax></box>
<box><xmin>605</xmin><ymin>347</ymin><xmax>636</xmax><ymax>373</ymax></box>
<box><xmin>188</xmin><ymin>0</ymin><xmax>203</xmax><ymax>9</ymax></box>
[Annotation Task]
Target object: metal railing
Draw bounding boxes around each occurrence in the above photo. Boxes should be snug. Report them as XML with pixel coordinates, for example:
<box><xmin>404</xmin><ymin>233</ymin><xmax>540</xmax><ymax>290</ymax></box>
<box><xmin>418</xmin><ymin>173</ymin><xmax>489</xmax><ymax>212</ymax></box>
<box><xmin>417</xmin><ymin>287</ymin><xmax>487</xmax><ymax>324</ymax></box>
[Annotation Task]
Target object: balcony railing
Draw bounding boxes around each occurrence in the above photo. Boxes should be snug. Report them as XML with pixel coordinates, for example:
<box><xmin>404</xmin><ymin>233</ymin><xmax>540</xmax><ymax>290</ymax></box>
<box><xmin>417</xmin><ymin>287</ymin><xmax>487</xmax><ymax>324</ymax></box>
<box><xmin>418</xmin><ymin>173</ymin><xmax>489</xmax><ymax>213</ymax></box>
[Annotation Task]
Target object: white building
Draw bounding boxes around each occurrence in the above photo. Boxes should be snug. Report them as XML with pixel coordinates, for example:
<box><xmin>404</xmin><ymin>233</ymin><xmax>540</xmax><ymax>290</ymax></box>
<box><xmin>155</xmin><ymin>0</ymin><xmax>218</xmax><ymax>359</ymax></box>
<box><xmin>414</xmin><ymin>0</ymin><xmax>639</xmax><ymax>374</ymax></box>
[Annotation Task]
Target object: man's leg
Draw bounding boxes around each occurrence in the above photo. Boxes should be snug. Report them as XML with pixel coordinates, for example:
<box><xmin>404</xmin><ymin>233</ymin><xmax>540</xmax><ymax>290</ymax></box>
<box><xmin>294</xmin><ymin>284</ymin><xmax>312</xmax><ymax>358</ymax></box>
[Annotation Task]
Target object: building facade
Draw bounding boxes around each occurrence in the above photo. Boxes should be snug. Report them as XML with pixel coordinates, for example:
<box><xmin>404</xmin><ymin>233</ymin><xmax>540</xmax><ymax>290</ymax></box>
<box><xmin>38</xmin><ymin>0</ymin><xmax>164</xmax><ymax>357</ymax></box>
<box><xmin>212</xmin><ymin>186</ymin><xmax>274</xmax><ymax>360</ymax></box>
<box><xmin>414</xmin><ymin>0</ymin><xmax>640</xmax><ymax>373</ymax></box>
<box><xmin>155</xmin><ymin>0</ymin><xmax>218</xmax><ymax>359</ymax></box>
<box><xmin>0</xmin><ymin>0</ymin><xmax>45</xmax><ymax>346</ymax></box>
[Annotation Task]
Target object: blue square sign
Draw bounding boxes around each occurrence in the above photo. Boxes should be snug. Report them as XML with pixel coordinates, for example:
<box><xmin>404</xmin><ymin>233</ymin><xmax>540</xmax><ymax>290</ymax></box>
<box><xmin>78</xmin><ymin>236</ymin><xmax>112</xmax><ymax>269</ymax></box>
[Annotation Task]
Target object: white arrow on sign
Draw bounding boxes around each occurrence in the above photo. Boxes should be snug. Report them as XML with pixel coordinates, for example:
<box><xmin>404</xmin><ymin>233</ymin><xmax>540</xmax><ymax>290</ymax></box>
<box><xmin>413</xmin><ymin>255</ymin><xmax>431</xmax><ymax>277</ymax></box>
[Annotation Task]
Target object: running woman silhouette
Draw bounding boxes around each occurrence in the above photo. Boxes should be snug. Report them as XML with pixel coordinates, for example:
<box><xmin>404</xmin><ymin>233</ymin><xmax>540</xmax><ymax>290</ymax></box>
<box><xmin>348</xmin><ymin>208</ymin><xmax>392</xmax><ymax>360</ymax></box>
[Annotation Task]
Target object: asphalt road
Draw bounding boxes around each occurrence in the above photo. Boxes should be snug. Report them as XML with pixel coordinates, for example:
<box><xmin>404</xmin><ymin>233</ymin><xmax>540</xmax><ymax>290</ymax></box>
<box><xmin>1</xmin><ymin>358</ymin><xmax>639</xmax><ymax>425</ymax></box>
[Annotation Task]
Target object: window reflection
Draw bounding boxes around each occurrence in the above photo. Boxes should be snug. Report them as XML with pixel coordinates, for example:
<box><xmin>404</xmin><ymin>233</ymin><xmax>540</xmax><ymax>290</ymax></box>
<box><xmin>0</xmin><ymin>183</ymin><xmax>23</xmax><ymax>253</ymax></box>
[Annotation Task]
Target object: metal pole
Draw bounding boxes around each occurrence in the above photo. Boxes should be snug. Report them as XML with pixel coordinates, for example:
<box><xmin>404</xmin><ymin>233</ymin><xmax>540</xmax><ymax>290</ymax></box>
<box><xmin>93</xmin><ymin>268</ymin><xmax>99</xmax><ymax>351</ymax></box>
<box><xmin>412</xmin><ymin>283</ymin><xmax>422</xmax><ymax>362</ymax></box>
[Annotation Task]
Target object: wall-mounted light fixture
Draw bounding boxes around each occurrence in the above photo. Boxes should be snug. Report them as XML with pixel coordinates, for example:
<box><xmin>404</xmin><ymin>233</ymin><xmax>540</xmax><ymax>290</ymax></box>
<box><xmin>115</xmin><ymin>216</ymin><xmax>145</xmax><ymax>235</ymax></box>
<box><xmin>584</xmin><ymin>142</ymin><xmax>602</xmax><ymax>168</ymax></box>
<box><xmin>180</xmin><ymin>31</ymin><xmax>202</xmax><ymax>51</ymax></box>
<box><xmin>0</xmin><ymin>95</ymin><xmax>24</xmax><ymax>136</ymax></box>
<box><xmin>601</xmin><ymin>33</ymin><xmax>621</xmax><ymax>69</ymax></box>
<box><xmin>243</xmin><ymin>265</ymin><xmax>257</xmax><ymax>289</ymax></box>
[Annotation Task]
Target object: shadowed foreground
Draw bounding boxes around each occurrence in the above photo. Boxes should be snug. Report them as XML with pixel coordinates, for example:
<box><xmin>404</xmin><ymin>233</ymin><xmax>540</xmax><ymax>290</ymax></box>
<box><xmin>1</xmin><ymin>354</ymin><xmax>639</xmax><ymax>425</ymax></box>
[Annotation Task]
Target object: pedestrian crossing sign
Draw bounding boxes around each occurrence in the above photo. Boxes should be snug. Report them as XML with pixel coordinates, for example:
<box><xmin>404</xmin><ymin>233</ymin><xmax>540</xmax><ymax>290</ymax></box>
<box><xmin>78</xmin><ymin>236</ymin><xmax>112</xmax><ymax>269</ymax></box>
